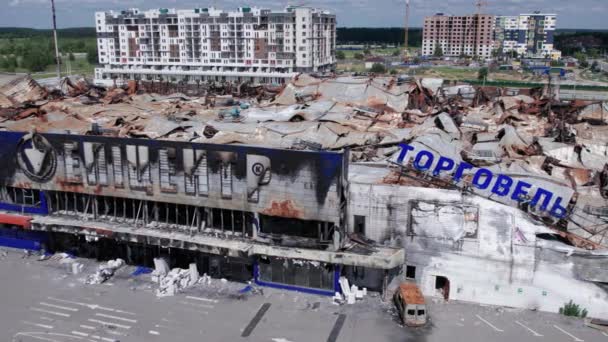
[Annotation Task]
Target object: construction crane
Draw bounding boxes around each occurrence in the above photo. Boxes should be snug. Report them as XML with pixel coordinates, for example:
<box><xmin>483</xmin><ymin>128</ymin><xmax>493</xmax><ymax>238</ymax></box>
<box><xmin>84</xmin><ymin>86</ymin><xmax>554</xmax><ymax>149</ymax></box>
<box><xmin>403</xmin><ymin>0</ymin><xmax>411</xmax><ymax>59</ymax></box>
<box><xmin>473</xmin><ymin>0</ymin><xmax>489</xmax><ymax>57</ymax></box>
<box><xmin>51</xmin><ymin>0</ymin><xmax>61</xmax><ymax>80</ymax></box>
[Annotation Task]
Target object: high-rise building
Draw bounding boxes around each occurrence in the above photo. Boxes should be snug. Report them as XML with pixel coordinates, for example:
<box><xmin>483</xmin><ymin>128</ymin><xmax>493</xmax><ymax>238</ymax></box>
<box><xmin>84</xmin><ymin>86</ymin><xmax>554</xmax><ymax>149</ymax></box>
<box><xmin>495</xmin><ymin>13</ymin><xmax>560</xmax><ymax>59</ymax></box>
<box><xmin>94</xmin><ymin>7</ymin><xmax>336</xmax><ymax>86</ymax></box>
<box><xmin>421</xmin><ymin>13</ymin><xmax>496</xmax><ymax>58</ymax></box>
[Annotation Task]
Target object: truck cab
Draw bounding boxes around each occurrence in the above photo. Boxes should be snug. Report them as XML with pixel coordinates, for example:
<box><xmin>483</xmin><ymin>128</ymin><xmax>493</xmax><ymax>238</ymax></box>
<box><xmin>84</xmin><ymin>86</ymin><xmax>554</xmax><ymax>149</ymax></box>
<box><xmin>393</xmin><ymin>283</ymin><xmax>427</xmax><ymax>327</ymax></box>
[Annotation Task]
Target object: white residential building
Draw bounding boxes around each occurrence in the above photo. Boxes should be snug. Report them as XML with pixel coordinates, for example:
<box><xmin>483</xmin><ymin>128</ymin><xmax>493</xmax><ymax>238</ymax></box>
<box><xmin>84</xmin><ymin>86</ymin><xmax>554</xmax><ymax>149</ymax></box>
<box><xmin>94</xmin><ymin>7</ymin><xmax>336</xmax><ymax>86</ymax></box>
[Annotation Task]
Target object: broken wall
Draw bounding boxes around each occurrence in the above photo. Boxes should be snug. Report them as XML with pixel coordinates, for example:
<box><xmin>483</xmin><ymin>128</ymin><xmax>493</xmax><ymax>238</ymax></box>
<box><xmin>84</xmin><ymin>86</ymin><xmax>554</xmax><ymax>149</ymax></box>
<box><xmin>348</xmin><ymin>180</ymin><xmax>608</xmax><ymax>318</ymax></box>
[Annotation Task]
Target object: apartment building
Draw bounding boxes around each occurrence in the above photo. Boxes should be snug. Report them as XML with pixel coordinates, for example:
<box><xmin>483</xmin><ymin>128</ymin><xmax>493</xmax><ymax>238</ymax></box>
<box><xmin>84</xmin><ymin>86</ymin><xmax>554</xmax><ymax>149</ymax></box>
<box><xmin>94</xmin><ymin>7</ymin><xmax>336</xmax><ymax>86</ymax></box>
<box><xmin>495</xmin><ymin>13</ymin><xmax>560</xmax><ymax>59</ymax></box>
<box><xmin>421</xmin><ymin>13</ymin><xmax>496</xmax><ymax>58</ymax></box>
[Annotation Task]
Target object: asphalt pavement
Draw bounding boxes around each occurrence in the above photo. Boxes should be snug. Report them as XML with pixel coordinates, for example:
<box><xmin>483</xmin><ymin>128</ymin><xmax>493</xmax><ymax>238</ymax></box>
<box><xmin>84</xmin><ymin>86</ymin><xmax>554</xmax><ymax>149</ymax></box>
<box><xmin>1</xmin><ymin>249</ymin><xmax>605</xmax><ymax>342</ymax></box>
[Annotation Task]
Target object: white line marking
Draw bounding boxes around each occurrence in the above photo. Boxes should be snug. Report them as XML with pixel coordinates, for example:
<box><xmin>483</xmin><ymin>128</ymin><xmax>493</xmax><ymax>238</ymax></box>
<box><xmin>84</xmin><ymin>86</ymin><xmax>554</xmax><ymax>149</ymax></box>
<box><xmin>71</xmin><ymin>331</ymin><xmax>89</xmax><ymax>337</ymax></box>
<box><xmin>105</xmin><ymin>330</ymin><xmax>126</xmax><ymax>337</ymax></box>
<box><xmin>179</xmin><ymin>300</ymin><xmax>214</xmax><ymax>309</ymax></box>
<box><xmin>155</xmin><ymin>324</ymin><xmax>181</xmax><ymax>332</ymax></box>
<box><xmin>602</xmin><ymin>331</ymin><xmax>608</xmax><ymax>337</ymax></box>
<box><xmin>47</xmin><ymin>297</ymin><xmax>136</xmax><ymax>315</ymax></box>
<box><xmin>39</xmin><ymin>317</ymin><xmax>55</xmax><ymax>322</ymax></box>
<box><xmin>22</xmin><ymin>321</ymin><xmax>54</xmax><ymax>329</ymax></box>
<box><xmin>149</xmin><ymin>330</ymin><xmax>160</xmax><ymax>335</ymax></box>
<box><xmin>94</xmin><ymin>313</ymin><xmax>138</xmax><ymax>323</ymax></box>
<box><xmin>91</xmin><ymin>335</ymin><xmax>117</xmax><ymax>342</ymax></box>
<box><xmin>40</xmin><ymin>302</ymin><xmax>79</xmax><ymax>312</ymax></box>
<box><xmin>79</xmin><ymin>325</ymin><xmax>96</xmax><ymax>330</ymax></box>
<box><xmin>553</xmin><ymin>325</ymin><xmax>584</xmax><ymax>341</ymax></box>
<box><xmin>13</xmin><ymin>332</ymin><xmax>61</xmax><ymax>342</ymax></box>
<box><xmin>185</xmin><ymin>295</ymin><xmax>219</xmax><ymax>303</ymax></box>
<box><xmin>475</xmin><ymin>314</ymin><xmax>504</xmax><ymax>332</ymax></box>
<box><xmin>87</xmin><ymin>319</ymin><xmax>131</xmax><ymax>330</ymax></box>
<box><xmin>515</xmin><ymin>320</ymin><xmax>543</xmax><ymax>337</ymax></box>
<box><xmin>31</xmin><ymin>307</ymin><xmax>71</xmax><ymax>317</ymax></box>
<box><xmin>14</xmin><ymin>332</ymin><xmax>95</xmax><ymax>342</ymax></box>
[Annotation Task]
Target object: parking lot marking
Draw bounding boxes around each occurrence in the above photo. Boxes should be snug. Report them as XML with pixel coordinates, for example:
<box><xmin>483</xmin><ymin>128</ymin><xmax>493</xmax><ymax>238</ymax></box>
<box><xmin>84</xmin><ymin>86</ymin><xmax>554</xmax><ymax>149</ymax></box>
<box><xmin>475</xmin><ymin>315</ymin><xmax>504</xmax><ymax>332</ymax></box>
<box><xmin>22</xmin><ymin>321</ymin><xmax>54</xmax><ymax>329</ymax></box>
<box><xmin>186</xmin><ymin>295</ymin><xmax>219</xmax><ymax>304</ymax></box>
<box><xmin>47</xmin><ymin>296</ymin><xmax>136</xmax><ymax>315</ymax></box>
<box><xmin>241</xmin><ymin>303</ymin><xmax>271</xmax><ymax>337</ymax></box>
<box><xmin>71</xmin><ymin>331</ymin><xmax>89</xmax><ymax>337</ymax></box>
<box><xmin>40</xmin><ymin>302</ymin><xmax>79</xmax><ymax>312</ymax></box>
<box><xmin>602</xmin><ymin>331</ymin><xmax>608</xmax><ymax>337</ymax></box>
<box><xmin>327</xmin><ymin>314</ymin><xmax>347</xmax><ymax>342</ymax></box>
<box><xmin>80</xmin><ymin>325</ymin><xmax>95</xmax><ymax>330</ymax></box>
<box><xmin>149</xmin><ymin>330</ymin><xmax>160</xmax><ymax>335</ymax></box>
<box><xmin>179</xmin><ymin>300</ymin><xmax>214</xmax><ymax>309</ymax></box>
<box><xmin>87</xmin><ymin>318</ymin><xmax>131</xmax><ymax>330</ymax></box>
<box><xmin>31</xmin><ymin>307</ymin><xmax>71</xmax><ymax>318</ymax></box>
<box><xmin>95</xmin><ymin>313</ymin><xmax>138</xmax><ymax>323</ymax></box>
<box><xmin>553</xmin><ymin>325</ymin><xmax>584</xmax><ymax>341</ymax></box>
<box><xmin>515</xmin><ymin>320</ymin><xmax>543</xmax><ymax>337</ymax></box>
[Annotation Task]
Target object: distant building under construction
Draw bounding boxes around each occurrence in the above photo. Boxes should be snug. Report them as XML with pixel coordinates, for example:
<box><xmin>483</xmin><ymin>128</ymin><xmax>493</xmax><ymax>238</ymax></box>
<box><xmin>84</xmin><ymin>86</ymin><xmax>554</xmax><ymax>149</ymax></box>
<box><xmin>421</xmin><ymin>13</ymin><xmax>496</xmax><ymax>59</ymax></box>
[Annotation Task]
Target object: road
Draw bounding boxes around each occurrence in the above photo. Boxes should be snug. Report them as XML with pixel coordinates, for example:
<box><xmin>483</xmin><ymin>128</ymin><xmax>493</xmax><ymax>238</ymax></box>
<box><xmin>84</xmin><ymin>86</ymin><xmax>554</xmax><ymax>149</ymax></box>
<box><xmin>1</xmin><ymin>249</ymin><xmax>606</xmax><ymax>342</ymax></box>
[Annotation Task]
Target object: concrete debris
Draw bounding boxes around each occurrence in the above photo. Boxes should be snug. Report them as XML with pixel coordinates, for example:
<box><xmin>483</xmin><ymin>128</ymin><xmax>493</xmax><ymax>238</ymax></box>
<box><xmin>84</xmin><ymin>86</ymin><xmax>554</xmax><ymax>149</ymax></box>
<box><xmin>155</xmin><ymin>263</ymin><xmax>200</xmax><ymax>297</ymax></box>
<box><xmin>1</xmin><ymin>74</ymin><xmax>608</xmax><ymax>247</ymax></box>
<box><xmin>85</xmin><ymin>258</ymin><xmax>124</xmax><ymax>285</ymax></box>
<box><xmin>335</xmin><ymin>276</ymin><xmax>367</xmax><ymax>305</ymax></box>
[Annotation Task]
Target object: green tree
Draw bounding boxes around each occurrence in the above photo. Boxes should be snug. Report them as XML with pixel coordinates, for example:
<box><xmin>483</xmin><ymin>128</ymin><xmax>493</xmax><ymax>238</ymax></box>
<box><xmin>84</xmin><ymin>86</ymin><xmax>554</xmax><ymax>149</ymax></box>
<box><xmin>591</xmin><ymin>61</ymin><xmax>599</xmax><ymax>72</ymax></box>
<box><xmin>392</xmin><ymin>49</ymin><xmax>400</xmax><ymax>56</ymax></box>
<box><xmin>478</xmin><ymin>67</ymin><xmax>489</xmax><ymax>81</ymax></box>
<box><xmin>363</xmin><ymin>48</ymin><xmax>371</xmax><ymax>55</ymax></box>
<box><xmin>370</xmin><ymin>63</ymin><xmax>387</xmax><ymax>74</ymax></box>
<box><xmin>336</xmin><ymin>50</ymin><xmax>345</xmax><ymax>60</ymax></box>
<box><xmin>433</xmin><ymin>42</ymin><xmax>443</xmax><ymax>57</ymax></box>
<box><xmin>354</xmin><ymin>53</ymin><xmax>364</xmax><ymax>60</ymax></box>
<box><xmin>86</xmin><ymin>45</ymin><xmax>98</xmax><ymax>65</ymax></box>
<box><xmin>21</xmin><ymin>44</ymin><xmax>54</xmax><ymax>72</ymax></box>
<box><xmin>68</xmin><ymin>52</ymin><xmax>75</xmax><ymax>61</ymax></box>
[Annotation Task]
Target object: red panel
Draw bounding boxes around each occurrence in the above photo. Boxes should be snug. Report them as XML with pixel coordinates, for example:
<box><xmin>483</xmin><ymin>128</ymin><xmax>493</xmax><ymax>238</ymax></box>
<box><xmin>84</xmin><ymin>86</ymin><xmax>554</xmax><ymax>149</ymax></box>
<box><xmin>0</xmin><ymin>214</ymin><xmax>32</xmax><ymax>229</ymax></box>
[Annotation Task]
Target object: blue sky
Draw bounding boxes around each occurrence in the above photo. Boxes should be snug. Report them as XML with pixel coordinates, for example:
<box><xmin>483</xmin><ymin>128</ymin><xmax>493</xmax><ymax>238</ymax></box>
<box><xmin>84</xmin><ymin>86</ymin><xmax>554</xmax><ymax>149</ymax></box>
<box><xmin>2</xmin><ymin>0</ymin><xmax>607</xmax><ymax>29</ymax></box>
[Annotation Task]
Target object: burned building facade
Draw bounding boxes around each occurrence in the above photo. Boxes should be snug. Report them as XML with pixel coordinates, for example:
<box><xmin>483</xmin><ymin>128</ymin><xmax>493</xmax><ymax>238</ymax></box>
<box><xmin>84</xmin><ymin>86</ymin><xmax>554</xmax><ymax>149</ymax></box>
<box><xmin>0</xmin><ymin>130</ymin><xmax>402</xmax><ymax>295</ymax></box>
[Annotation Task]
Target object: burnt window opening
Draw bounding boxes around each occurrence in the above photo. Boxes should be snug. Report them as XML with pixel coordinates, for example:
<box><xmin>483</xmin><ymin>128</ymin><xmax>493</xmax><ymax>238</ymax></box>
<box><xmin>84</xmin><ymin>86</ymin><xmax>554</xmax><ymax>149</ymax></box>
<box><xmin>46</xmin><ymin>191</ymin><xmax>253</xmax><ymax>237</ymax></box>
<box><xmin>257</xmin><ymin>256</ymin><xmax>335</xmax><ymax>291</ymax></box>
<box><xmin>259</xmin><ymin>214</ymin><xmax>335</xmax><ymax>242</ymax></box>
<box><xmin>536</xmin><ymin>233</ymin><xmax>574</xmax><ymax>246</ymax></box>
<box><xmin>406</xmin><ymin>265</ymin><xmax>416</xmax><ymax>279</ymax></box>
<box><xmin>354</xmin><ymin>215</ymin><xmax>366</xmax><ymax>236</ymax></box>
<box><xmin>0</xmin><ymin>186</ymin><xmax>41</xmax><ymax>207</ymax></box>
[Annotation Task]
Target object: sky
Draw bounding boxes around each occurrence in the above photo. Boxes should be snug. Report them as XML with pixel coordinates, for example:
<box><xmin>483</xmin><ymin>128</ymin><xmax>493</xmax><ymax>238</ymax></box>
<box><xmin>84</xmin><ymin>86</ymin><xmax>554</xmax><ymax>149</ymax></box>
<box><xmin>1</xmin><ymin>0</ymin><xmax>607</xmax><ymax>29</ymax></box>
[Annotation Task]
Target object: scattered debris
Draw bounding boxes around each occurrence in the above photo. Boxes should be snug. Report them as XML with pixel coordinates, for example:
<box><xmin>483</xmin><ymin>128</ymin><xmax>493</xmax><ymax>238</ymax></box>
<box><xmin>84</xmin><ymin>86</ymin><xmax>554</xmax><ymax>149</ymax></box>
<box><xmin>85</xmin><ymin>258</ymin><xmax>125</xmax><ymax>285</ymax></box>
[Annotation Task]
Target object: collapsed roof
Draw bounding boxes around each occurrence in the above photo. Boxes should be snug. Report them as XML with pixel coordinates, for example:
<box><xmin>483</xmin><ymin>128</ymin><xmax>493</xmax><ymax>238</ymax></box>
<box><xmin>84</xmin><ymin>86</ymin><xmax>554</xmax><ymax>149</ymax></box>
<box><xmin>1</xmin><ymin>74</ymin><xmax>607</xmax><ymax>248</ymax></box>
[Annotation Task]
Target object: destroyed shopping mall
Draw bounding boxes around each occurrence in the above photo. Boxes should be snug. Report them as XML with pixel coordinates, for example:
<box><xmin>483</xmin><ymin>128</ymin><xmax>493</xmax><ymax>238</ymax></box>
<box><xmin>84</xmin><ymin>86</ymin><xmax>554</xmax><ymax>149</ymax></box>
<box><xmin>0</xmin><ymin>74</ymin><xmax>607</xmax><ymax>318</ymax></box>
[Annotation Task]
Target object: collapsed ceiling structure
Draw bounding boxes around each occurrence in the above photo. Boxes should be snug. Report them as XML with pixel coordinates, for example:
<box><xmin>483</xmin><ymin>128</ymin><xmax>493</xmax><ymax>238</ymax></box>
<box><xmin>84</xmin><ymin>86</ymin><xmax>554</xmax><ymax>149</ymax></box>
<box><xmin>1</xmin><ymin>74</ymin><xmax>607</xmax><ymax>249</ymax></box>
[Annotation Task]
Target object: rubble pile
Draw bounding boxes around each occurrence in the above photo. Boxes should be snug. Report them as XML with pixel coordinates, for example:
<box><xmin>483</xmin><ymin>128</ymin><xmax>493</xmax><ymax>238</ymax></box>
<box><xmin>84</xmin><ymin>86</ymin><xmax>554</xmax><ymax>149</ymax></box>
<box><xmin>1</xmin><ymin>74</ymin><xmax>607</xmax><ymax>247</ymax></box>
<box><xmin>152</xmin><ymin>258</ymin><xmax>202</xmax><ymax>297</ymax></box>
<box><xmin>85</xmin><ymin>258</ymin><xmax>125</xmax><ymax>284</ymax></box>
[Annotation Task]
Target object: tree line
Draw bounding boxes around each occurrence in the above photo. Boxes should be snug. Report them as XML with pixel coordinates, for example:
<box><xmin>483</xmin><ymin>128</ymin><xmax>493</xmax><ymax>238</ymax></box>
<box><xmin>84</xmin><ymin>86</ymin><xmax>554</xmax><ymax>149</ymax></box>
<box><xmin>337</xmin><ymin>27</ymin><xmax>422</xmax><ymax>46</ymax></box>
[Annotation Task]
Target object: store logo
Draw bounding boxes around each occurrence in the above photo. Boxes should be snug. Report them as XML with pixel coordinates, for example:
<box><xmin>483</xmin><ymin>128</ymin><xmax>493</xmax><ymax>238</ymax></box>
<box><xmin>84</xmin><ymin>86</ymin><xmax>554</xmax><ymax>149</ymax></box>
<box><xmin>17</xmin><ymin>133</ymin><xmax>57</xmax><ymax>182</ymax></box>
<box><xmin>392</xmin><ymin>143</ymin><xmax>569</xmax><ymax>219</ymax></box>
